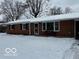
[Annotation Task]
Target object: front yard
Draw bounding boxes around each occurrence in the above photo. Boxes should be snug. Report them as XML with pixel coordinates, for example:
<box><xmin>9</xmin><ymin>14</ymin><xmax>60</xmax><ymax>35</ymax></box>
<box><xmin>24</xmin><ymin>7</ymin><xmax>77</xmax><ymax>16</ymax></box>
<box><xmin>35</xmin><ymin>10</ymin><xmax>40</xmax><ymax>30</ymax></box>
<box><xmin>0</xmin><ymin>33</ymin><xmax>76</xmax><ymax>59</ymax></box>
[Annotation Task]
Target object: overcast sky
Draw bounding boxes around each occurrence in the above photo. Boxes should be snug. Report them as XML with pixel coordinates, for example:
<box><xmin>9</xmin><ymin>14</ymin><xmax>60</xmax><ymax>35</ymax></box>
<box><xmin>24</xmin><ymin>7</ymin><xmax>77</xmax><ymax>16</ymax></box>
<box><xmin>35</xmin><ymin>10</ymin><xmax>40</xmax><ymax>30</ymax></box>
<box><xmin>0</xmin><ymin>0</ymin><xmax>79</xmax><ymax>12</ymax></box>
<box><xmin>50</xmin><ymin>0</ymin><xmax>79</xmax><ymax>12</ymax></box>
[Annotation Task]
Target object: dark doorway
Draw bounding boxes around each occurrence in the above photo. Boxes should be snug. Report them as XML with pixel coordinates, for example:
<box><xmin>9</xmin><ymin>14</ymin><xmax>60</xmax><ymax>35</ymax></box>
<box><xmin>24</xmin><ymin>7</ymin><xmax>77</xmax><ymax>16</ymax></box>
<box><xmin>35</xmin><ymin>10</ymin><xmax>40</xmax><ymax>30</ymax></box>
<box><xmin>76</xmin><ymin>21</ymin><xmax>79</xmax><ymax>39</ymax></box>
<box><xmin>34</xmin><ymin>23</ymin><xmax>39</xmax><ymax>35</ymax></box>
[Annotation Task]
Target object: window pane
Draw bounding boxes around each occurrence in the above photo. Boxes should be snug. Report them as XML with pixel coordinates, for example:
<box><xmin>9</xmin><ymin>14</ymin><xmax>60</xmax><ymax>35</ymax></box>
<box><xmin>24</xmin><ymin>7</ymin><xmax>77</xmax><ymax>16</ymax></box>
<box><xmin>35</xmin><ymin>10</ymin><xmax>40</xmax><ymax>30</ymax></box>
<box><xmin>20</xmin><ymin>24</ymin><xmax>22</xmax><ymax>30</ymax></box>
<box><xmin>23</xmin><ymin>24</ymin><xmax>26</xmax><ymax>29</ymax></box>
<box><xmin>22</xmin><ymin>24</ymin><xmax>26</xmax><ymax>30</ymax></box>
<box><xmin>35</xmin><ymin>24</ymin><xmax>38</xmax><ymax>27</ymax></box>
<box><xmin>12</xmin><ymin>25</ymin><xmax>15</xmax><ymax>29</ymax></box>
<box><xmin>47</xmin><ymin>22</ymin><xmax>54</xmax><ymax>31</ymax></box>
<box><xmin>26</xmin><ymin>24</ymin><xmax>29</xmax><ymax>29</ymax></box>
<box><xmin>55</xmin><ymin>22</ymin><xmax>59</xmax><ymax>31</ymax></box>
<box><xmin>8</xmin><ymin>25</ymin><xmax>10</xmax><ymax>30</ymax></box>
<box><xmin>42</xmin><ymin>23</ymin><xmax>46</xmax><ymax>31</ymax></box>
<box><xmin>11</xmin><ymin>25</ymin><xmax>15</xmax><ymax>29</ymax></box>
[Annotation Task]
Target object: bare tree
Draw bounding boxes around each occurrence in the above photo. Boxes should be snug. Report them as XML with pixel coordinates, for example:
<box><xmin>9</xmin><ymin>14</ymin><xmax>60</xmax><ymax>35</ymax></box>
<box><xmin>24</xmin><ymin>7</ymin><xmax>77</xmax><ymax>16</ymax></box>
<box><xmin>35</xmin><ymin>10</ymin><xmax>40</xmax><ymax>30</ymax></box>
<box><xmin>49</xmin><ymin>6</ymin><xmax>63</xmax><ymax>15</ymax></box>
<box><xmin>14</xmin><ymin>1</ymin><xmax>27</xmax><ymax>20</ymax></box>
<box><xmin>1</xmin><ymin>0</ymin><xmax>26</xmax><ymax>22</ymax></box>
<box><xmin>26</xmin><ymin>0</ymin><xmax>47</xmax><ymax>18</ymax></box>
<box><xmin>65</xmin><ymin>7</ymin><xmax>72</xmax><ymax>14</ymax></box>
<box><xmin>1</xmin><ymin>0</ymin><xmax>14</xmax><ymax>21</ymax></box>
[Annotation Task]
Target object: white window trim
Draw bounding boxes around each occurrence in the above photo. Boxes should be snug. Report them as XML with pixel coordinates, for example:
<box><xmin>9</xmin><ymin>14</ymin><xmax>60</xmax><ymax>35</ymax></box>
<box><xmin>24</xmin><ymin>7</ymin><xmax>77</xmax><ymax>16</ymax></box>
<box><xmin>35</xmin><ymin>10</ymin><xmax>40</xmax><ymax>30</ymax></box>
<box><xmin>53</xmin><ymin>21</ymin><xmax>60</xmax><ymax>32</ymax></box>
<box><xmin>10</xmin><ymin>24</ymin><xmax>14</xmax><ymax>30</ymax></box>
<box><xmin>42</xmin><ymin>22</ymin><xmax>47</xmax><ymax>31</ymax></box>
<box><xmin>42</xmin><ymin>21</ymin><xmax>60</xmax><ymax>32</ymax></box>
<box><xmin>22</xmin><ymin>24</ymin><xmax>26</xmax><ymax>30</ymax></box>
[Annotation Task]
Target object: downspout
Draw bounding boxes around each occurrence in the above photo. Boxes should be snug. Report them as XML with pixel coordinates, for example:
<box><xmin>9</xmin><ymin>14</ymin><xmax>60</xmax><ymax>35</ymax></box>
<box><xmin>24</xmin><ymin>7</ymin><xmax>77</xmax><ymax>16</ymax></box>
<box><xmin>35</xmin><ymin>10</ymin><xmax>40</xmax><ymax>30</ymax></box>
<box><xmin>74</xmin><ymin>20</ymin><xmax>76</xmax><ymax>39</ymax></box>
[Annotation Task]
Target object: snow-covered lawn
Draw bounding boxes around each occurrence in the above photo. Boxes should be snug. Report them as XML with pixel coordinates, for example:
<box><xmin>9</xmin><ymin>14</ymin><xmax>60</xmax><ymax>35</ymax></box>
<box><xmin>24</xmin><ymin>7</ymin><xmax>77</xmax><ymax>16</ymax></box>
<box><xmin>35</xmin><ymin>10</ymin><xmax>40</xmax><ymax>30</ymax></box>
<box><xmin>0</xmin><ymin>33</ymin><xmax>75</xmax><ymax>59</ymax></box>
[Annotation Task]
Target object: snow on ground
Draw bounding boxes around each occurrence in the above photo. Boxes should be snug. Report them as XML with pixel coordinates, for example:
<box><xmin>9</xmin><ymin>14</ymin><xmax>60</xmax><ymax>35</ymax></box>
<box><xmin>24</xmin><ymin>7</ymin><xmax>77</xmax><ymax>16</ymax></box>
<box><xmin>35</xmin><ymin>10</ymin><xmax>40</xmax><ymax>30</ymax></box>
<box><xmin>0</xmin><ymin>33</ymin><xmax>75</xmax><ymax>59</ymax></box>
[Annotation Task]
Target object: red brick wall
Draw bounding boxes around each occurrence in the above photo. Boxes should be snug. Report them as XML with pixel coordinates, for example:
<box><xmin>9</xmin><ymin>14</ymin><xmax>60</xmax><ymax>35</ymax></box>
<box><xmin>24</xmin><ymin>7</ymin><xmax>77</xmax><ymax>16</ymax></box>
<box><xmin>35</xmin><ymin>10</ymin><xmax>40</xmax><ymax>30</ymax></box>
<box><xmin>6</xmin><ymin>24</ymin><xmax>29</xmax><ymax>35</ymax></box>
<box><xmin>6</xmin><ymin>20</ymin><xmax>74</xmax><ymax>37</ymax></box>
<box><xmin>56</xmin><ymin>20</ymin><xmax>74</xmax><ymax>37</ymax></box>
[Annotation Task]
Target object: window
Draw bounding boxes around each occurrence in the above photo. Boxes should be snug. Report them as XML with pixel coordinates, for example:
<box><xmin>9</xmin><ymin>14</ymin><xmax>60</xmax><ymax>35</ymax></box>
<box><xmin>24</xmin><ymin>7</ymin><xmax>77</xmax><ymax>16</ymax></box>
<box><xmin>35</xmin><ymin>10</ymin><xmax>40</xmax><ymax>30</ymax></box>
<box><xmin>54</xmin><ymin>22</ymin><xmax>60</xmax><ymax>32</ymax></box>
<box><xmin>22</xmin><ymin>24</ymin><xmax>26</xmax><ymax>30</ymax></box>
<box><xmin>42</xmin><ymin>23</ymin><xmax>47</xmax><ymax>31</ymax></box>
<box><xmin>10</xmin><ymin>25</ymin><xmax>15</xmax><ymax>30</ymax></box>
<box><xmin>42</xmin><ymin>22</ymin><xmax>60</xmax><ymax>32</ymax></box>
<box><xmin>20</xmin><ymin>24</ymin><xmax>22</xmax><ymax>30</ymax></box>
<box><xmin>26</xmin><ymin>24</ymin><xmax>29</xmax><ymax>29</ymax></box>
<box><xmin>47</xmin><ymin>22</ymin><xmax>54</xmax><ymax>31</ymax></box>
<box><xmin>8</xmin><ymin>25</ymin><xmax>10</xmax><ymax>30</ymax></box>
<box><xmin>21</xmin><ymin>23</ymin><xmax>29</xmax><ymax>30</ymax></box>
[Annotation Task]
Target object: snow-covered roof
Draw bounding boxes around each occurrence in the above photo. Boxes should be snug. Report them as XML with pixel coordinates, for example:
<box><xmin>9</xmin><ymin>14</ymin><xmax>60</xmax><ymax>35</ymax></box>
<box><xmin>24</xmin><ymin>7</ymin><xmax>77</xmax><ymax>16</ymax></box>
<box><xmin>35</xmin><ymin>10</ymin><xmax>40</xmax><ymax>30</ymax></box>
<box><xmin>7</xmin><ymin>13</ymin><xmax>79</xmax><ymax>24</ymax></box>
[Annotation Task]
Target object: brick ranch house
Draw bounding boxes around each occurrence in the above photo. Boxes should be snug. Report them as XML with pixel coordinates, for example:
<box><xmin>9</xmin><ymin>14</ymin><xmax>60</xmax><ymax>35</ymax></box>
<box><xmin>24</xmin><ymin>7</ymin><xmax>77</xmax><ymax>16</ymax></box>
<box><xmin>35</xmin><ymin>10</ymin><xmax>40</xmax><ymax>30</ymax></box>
<box><xmin>6</xmin><ymin>13</ymin><xmax>79</xmax><ymax>39</ymax></box>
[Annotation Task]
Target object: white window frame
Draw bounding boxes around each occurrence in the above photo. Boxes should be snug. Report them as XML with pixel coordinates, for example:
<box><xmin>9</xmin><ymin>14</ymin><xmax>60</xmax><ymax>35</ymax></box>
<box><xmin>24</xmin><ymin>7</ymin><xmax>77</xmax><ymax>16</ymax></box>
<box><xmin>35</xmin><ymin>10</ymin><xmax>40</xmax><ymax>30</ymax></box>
<box><xmin>42</xmin><ymin>22</ymin><xmax>47</xmax><ymax>31</ymax></box>
<box><xmin>22</xmin><ymin>24</ymin><xmax>26</xmax><ymax>30</ymax></box>
<box><xmin>10</xmin><ymin>24</ymin><xmax>15</xmax><ymax>30</ymax></box>
<box><xmin>54</xmin><ymin>21</ymin><xmax>60</xmax><ymax>32</ymax></box>
<box><xmin>42</xmin><ymin>21</ymin><xmax>60</xmax><ymax>32</ymax></box>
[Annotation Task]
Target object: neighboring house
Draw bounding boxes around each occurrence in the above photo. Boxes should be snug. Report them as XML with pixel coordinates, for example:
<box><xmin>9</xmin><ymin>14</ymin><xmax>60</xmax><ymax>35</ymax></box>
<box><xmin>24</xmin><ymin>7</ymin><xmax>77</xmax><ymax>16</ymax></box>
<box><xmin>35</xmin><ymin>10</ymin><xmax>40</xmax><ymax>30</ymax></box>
<box><xmin>6</xmin><ymin>13</ymin><xmax>79</xmax><ymax>39</ymax></box>
<box><xmin>0</xmin><ymin>23</ymin><xmax>6</xmax><ymax>32</ymax></box>
<box><xmin>0</xmin><ymin>14</ymin><xmax>7</xmax><ymax>32</ymax></box>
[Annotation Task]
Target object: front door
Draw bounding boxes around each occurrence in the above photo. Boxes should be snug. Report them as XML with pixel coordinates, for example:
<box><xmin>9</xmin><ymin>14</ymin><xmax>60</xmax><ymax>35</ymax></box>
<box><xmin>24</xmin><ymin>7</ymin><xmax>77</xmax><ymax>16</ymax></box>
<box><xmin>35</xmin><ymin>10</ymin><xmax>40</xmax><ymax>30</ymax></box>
<box><xmin>34</xmin><ymin>23</ymin><xmax>39</xmax><ymax>35</ymax></box>
<box><xmin>76</xmin><ymin>21</ymin><xmax>79</xmax><ymax>39</ymax></box>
